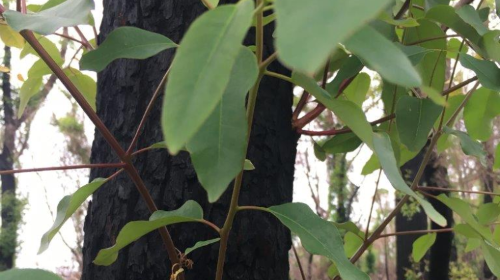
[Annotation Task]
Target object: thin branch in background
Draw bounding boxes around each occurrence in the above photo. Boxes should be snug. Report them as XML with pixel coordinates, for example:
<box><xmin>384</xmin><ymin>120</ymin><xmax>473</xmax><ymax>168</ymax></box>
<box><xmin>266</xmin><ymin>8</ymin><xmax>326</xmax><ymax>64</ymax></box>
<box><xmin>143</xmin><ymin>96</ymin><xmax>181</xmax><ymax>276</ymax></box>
<box><xmin>74</xmin><ymin>26</ymin><xmax>94</xmax><ymax>50</ymax></box>
<box><xmin>0</xmin><ymin>163</ymin><xmax>126</xmax><ymax>175</ymax></box>
<box><xmin>292</xmin><ymin>245</ymin><xmax>307</xmax><ymax>280</ymax></box>
<box><xmin>418</xmin><ymin>186</ymin><xmax>500</xmax><ymax>196</ymax></box>
<box><xmin>364</xmin><ymin>170</ymin><xmax>383</xmax><ymax>240</ymax></box>
<box><xmin>298</xmin><ymin>114</ymin><xmax>395</xmax><ymax>136</ymax></box>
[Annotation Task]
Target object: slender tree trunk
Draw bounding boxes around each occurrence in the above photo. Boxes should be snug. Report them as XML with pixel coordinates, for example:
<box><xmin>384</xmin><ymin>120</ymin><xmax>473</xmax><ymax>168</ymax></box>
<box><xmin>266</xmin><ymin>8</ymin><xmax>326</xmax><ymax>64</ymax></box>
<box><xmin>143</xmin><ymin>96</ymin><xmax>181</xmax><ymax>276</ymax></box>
<box><xmin>482</xmin><ymin>139</ymin><xmax>497</xmax><ymax>280</ymax></box>
<box><xmin>81</xmin><ymin>1</ymin><xmax>298</xmax><ymax>280</ymax></box>
<box><xmin>0</xmin><ymin>46</ymin><xmax>17</xmax><ymax>271</ymax></box>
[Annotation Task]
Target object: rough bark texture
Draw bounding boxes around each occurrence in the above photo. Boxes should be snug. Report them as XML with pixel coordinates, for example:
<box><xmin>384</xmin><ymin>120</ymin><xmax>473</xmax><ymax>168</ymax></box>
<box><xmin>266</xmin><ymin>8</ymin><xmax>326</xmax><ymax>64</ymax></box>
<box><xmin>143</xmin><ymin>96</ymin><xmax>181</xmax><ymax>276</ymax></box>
<box><xmin>0</xmin><ymin>46</ymin><xmax>16</xmax><ymax>271</ymax></box>
<box><xmin>81</xmin><ymin>1</ymin><xmax>298</xmax><ymax>280</ymax></box>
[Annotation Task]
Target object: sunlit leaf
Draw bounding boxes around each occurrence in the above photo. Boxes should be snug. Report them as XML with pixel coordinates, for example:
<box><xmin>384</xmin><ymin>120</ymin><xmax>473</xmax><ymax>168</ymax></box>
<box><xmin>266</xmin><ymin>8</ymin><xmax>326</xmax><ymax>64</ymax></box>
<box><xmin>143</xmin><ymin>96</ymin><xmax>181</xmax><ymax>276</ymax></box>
<box><xmin>344</xmin><ymin>232</ymin><xmax>363</xmax><ymax>258</ymax></box>
<box><xmin>267</xmin><ymin>203</ymin><xmax>369</xmax><ymax>280</ymax></box>
<box><xmin>3</xmin><ymin>0</ymin><xmax>94</xmax><ymax>35</ymax></box>
<box><xmin>412</xmin><ymin>233</ymin><xmax>437</xmax><ymax>262</ymax></box>
<box><xmin>465</xmin><ymin>238</ymin><xmax>482</xmax><ymax>252</ymax></box>
<box><xmin>63</xmin><ymin>68</ymin><xmax>97</xmax><ymax>110</ymax></box>
<box><xmin>421</xmin><ymin>86</ymin><xmax>446</xmax><ymax>106</ymax></box>
<box><xmin>80</xmin><ymin>27</ymin><xmax>177</xmax><ymax>72</ymax></box>
<box><xmin>274</xmin><ymin>0</ymin><xmax>390</xmax><ymax>73</ymax></box>
<box><xmin>378</xmin><ymin>12</ymin><xmax>419</xmax><ymax>27</ymax></box>
<box><xmin>373</xmin><ymin>132</ymin><xmax>446</xmax><ymax>226</ymax></box>
<box><xmin>94</xmin><ymin>200</ymin><xmax>204</xmax><ymax>266</ymax></box>
<box><xmin>344</xmin><ymin>26</ymin><xmax>422</xmax><ymax>87</ymax></box>
<box><xmin>396</xmin><ymin>96</ymin><xmax>443</xmax><ymax>152</ymax></box>
<box><xmin>464</xmin><ymin>88</ymin><xmax>500</xmax><ymax>141</ymax></box>
<box><xmin>185</xmin><ymin>238</ymin><xmax>220</xmax><ymax>255</ymax></box>
<box><xmin>187</xmin><ymin>47</ymin><xmax>258</xmax><ymax>202</ymax></box>
<box><xmin>18</xmin><ymin>77</ymin><xmax>43</xmax><ymax>118</ymax></box>
<box><xmin>0</xmin><ymin>269</ymin><xmax>63</xmax><ymax>280</ymax></box>
<box><xmin>162</xmin><ymin>0</ymin><xmax>254</xmax><ymax>154</ymax></box>
<box><xmin>39</xmin><ymin>178</ymin><xmax>107</xmax><ymax>254</ymax></box>
<box><xmin>0</xmin><ymin>25</ymin><xmax>24</xmax><ymax>49</ymax></box>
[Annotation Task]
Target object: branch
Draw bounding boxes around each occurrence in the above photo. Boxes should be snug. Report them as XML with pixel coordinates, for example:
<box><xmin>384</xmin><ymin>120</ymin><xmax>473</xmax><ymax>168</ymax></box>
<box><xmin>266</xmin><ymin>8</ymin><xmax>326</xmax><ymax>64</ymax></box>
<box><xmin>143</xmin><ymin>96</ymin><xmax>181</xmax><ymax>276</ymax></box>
<box><xmin>378</xmin><ymin>228</ymin><xmax>454</xmax><ymax>239</ymax></box>
<box><xmin>418</xmin><ymin>186</ymin><xmax>500</xmax><ymax>196</ymax></box>
<box><xmin>298</xmin><ymin>114</ymin><xmax>395</xmax><ymax>136</ymax></box>
<box><xmin>0</xmin><ymin>163</ymin><xmax>125</xmax><ymax>175</ymax></box>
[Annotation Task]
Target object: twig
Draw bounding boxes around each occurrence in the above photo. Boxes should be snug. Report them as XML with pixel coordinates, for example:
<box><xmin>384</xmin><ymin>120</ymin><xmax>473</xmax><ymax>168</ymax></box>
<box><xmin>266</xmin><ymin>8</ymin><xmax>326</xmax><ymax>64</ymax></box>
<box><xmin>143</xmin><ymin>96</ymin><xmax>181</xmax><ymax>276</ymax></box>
<box><xmin>378</xmin><ymin>228</ymin><xmax>454</xmax><ymax>239</ymax></box>
<box><xmin>418</xmin><ymin>186</ymin><xmax>500</xmax><ymax>196</ymax></box>
<box><xmin>0</xmin><ymin>163</ymin><xmax>125</xmax><ymax>175</ymax></box>
<box><xmin>292</xmin><ymin>245</ymin><xmax>307</xmax><ymax>280</ymax></box>
<box><xmin>298</xmin><ymin>114</ymin><xmax>395</xmax><ymax>136</ymax></box>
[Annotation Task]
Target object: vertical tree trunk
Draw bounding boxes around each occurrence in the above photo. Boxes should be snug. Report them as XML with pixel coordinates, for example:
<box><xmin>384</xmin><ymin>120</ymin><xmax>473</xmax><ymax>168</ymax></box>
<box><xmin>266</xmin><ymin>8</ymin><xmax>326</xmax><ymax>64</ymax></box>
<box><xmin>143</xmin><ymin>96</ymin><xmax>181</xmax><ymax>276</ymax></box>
<box><xmin>81</xmin><ymin>1</ymin><xmax>298</xmax><ymax>280</ymax></box>
<box><xmin>482</xmin><ymin>139</ymin><xmax>497</xmax><ymax>280</ymax></box>
<box><xmin>0</xmin><ymin>46</ymin><xmax>17</xmax><ymax>271</ymax></box>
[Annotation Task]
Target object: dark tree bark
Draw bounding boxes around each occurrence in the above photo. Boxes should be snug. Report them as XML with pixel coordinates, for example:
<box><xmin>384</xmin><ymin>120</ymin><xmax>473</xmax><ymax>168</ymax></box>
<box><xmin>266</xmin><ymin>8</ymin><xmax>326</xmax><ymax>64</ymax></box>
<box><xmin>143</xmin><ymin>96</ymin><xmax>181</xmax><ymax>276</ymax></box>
<box><xmin>81</xmin><ymin>1</ymin><xmax>298</xmax><ymax>280</ymax></box>
<box><xmin>0</xmin><ymin>46</ymin><xmax>17</xmax><ymax>271</ymax></box>
<box><xmin>396</xmin><ymin>148</ymin><xmax>455</xmax><ymax>280</ymax></box>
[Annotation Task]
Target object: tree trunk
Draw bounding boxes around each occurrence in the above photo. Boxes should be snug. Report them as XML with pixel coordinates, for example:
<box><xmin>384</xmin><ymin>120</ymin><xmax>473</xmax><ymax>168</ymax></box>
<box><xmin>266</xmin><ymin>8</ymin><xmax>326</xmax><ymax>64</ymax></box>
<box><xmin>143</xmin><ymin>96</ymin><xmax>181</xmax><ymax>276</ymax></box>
<box><xmin>81</xmin><ymin>1</ymin><xmax>298</xmax><ymax>280</ymax></box>
<box><xmin>0</xmin><ymin>46</ymin><xmax>17</xmax><ymax>271</ymax></box>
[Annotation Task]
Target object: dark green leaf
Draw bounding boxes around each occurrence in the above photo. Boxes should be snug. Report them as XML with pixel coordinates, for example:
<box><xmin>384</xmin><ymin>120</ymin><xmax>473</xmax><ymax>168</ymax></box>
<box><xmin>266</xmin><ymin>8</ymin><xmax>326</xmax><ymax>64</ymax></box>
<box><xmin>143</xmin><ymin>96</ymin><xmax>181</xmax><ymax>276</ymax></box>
<box><xmin>39</xmin><ymin>178</ymin><xmax>107</xmax><ymax>253</ymax></box>
<box><xmin>344</xmin><ymin>26</ymin><xmax>422</xmax><ymax>87</ymax></box>
<box><xmin>460</xmin><ymin>54</ymin><xmax>500</xmax><ymax>91</ymax></box>
<box><xmin>464</xmin><ymin>87</ymin><xmax>500</xmax><ymax>141</ymax></box>
<box><xmin>412</xmin><ymin>233</ymin><xmax>437</xmax><ymax>262</ymax></box>
<box><xmin>4</xmin><ymin>0</ymin><xmax>94</xmax><ymax>35</ymax></box>
<box><xmin>94</xmin><ymin>200</ymin><xmax>203</xmax><ymax>266</ymax></box>
<box><xmin>326</xmin><ymin>56</ymin><xmax>364</xmax><ymax>96</ymax></box>
<box><xmin>443</xmin><ymin>127</ymin><xmax>487</xmax><ymax>166</ymax></box>
<box><xmin>322</xmin><ymin>133</ymin><xmax>362</xmax><ymax>154</ymax></box>
<box><xmin>0</xmin><ymin>269</ymin><xmax>63</xmax><ymax>280</ymax></box>
<box><xmin>185</xmin><ymin>238</ymin><xmax>220</xmax><ymax>255</ymax></box>
<box><xmin>162</xmin><ymin>0</ymin><xmax>254</xmax><ymax>154</ymax></box>
<box><xmin>456</xmin><ymin>5</ymin><xmax>489</xmax><ymax>36</ymax></box>
<box><xmin>396</xmin><ymin>96</ymin><xmax>443</xmax><ymax>152</ymax></box>
<box><xmin>267</xmin><ymin>203</ymin><xmax>369</xmax><ymax>280</ymax></box>
<box><xmin>313</xmin><ymin>142</ymin><xmax>327</xmax><ymax>162</ymax></box>
<box><xmin>274</xmin><ymin>0</ymin><xmax>390</xmax><ymax>73</ymax></box>
<box><xmin>187</xmin><ymin>47</ymin><xmax>258</xmax><ymax>202</ymax></box>
<box><xmin>373</xmin><ymin>132</ymin><xmax>446</xmax><ymax>226</ymax></box>
<box><xmin>80</xmin><ymin>27</ymin><xmax>177</xmax><ymax>72</ymax></box>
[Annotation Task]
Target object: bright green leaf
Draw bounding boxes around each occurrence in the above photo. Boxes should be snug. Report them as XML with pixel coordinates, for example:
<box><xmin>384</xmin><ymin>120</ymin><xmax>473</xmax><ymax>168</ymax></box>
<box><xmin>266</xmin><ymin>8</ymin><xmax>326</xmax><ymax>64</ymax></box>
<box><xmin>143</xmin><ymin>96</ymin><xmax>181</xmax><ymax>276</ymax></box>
<box><xmin>63</xmin><ymin>68</ymin><xmax>97</xmax><ymax>110</ymax></box>
<box><xmin>421</xmin><ymin>86</ymin><xmax>447</xmax><ymax>106</ymax></box>
<box><xmin>477</xmin><ymin>203</ymin><xmax>500</xmax><ymax>225</ymax></box>
<box><xmin>94</xmin><ymin>200</ymin><xmax>204</xmax><ymax>266</ymax></box>
<box><xmin>373</xmin><ymin>132</ymin><xmax>446</xmax><ymax>226</ymax></box>
<box><xmin>495</xmin><ymin>144</ymin><xmax>500</xmax><ymax>170</ymax></box>
<box><xmin>344</xmin><ymin>26</ymin><xmax>422</xmax><ymax>87</ymax></box>
<box><xmin>274</xmin><ymin>0</ymin><xmax>390</xmax><ymax>73</ymax></box>
<box><xmin>4</xmin><ymin>0</ymin><xmax>94</xmax><ymax>35</ymax></box>
<box><xmin>80</xmin><ymin>27</ymin><xmax>177</xmax><ymax>72</ymax></box>
<box><xmin>378</xmin><ymin>11</ymin><xmax>419</xmax><ymax>27</ymax></box>
<box><xmin>447</xmin><ymin>38</ymin><xmax>468</xmax><ymax>59</ymax></box>
<box><xmin>18</xmin><ymin>77</ymin><xmax>43</xmax><ymax>118</ymax></box>
<box><xmin>464</xmin><ymin>88</ymin><xmax>500</xmax><ymax>141</ymax></box>
<box><xmin>443</xmin><ymin>127</ymin><xmax>487</xmax><ymax>166</ymax></box>
<box><xmin>186</xmin><ymin>47</ymin><xmax>258</xmax><ymax>202</ymax></box>
<box><xmin>482</xmin><ymin>241</ymin><xmax>500</xmax><ymax>277</ymax></box>
<box><xmin>244</xmin><ymin>159</ymin><xmax>255</xmax><ymax>171</ymax></box>
<box><xmin>344</xmin><ymin>232</ymin><xmax>363</xmax><ymax>258</ymax></box>
<box><xmin>454</xmin><ymin>223</ymin><xmax>481</xmax><ymax>239</ymax></box>
<box><xmin>267</xmin><ymin>203</ymin><xmax>369</xmax><ymax>280</ymax></box>
<box><xmin>162</xmin><ymin>0</ymin><xmax>254</xmax><ymax>154</ymax></box>
<box><xmin>0</xmin><ymin>269</ymin><xmax>63</xmax><ymax>280</ymax></box>
<box><xmin>0</xmin><ymin>25</ymin><xmax>24</xmax><ymax>49</ymax></box>
<box><xmin>326</xmin><ymin>56</ymin><xmax>364</xmax><ymax>96</ymax></box>
<box><xmin>460</xmin><ymin>54</ymin><xmax>500</xmax><ymax>92</ymax></box>
<box><xmin>39</xmin><ymin>178</ymin><xmax>106</xmax><ymax>254</ymax></box>
<box><xmin>412</xmin><ymin>233</ymin><xmax>437</xmax><ymax>262</ymax></box>
<box><xmin>396</xmin><ymin>96</ymin><xmax>443</xmax><ymax>152</ymax></box>
<box><xmin>185</xmin><ymin>238</ymin><xmax>220</xmax><ymax>255</ymax></box>
<box><xmin>341</xmin><ymin>73</ymin><xmax>370</xmax><ymax>107</ymax></box>
<box><xmin>201</xmin><ymin>0</ymin><xmax>219</xmax><ymax>8</ymax></box>
<box><xmin>465</xmin><ymin>238</ymin><xmax>482</xmax><ymax>252</ymax></box>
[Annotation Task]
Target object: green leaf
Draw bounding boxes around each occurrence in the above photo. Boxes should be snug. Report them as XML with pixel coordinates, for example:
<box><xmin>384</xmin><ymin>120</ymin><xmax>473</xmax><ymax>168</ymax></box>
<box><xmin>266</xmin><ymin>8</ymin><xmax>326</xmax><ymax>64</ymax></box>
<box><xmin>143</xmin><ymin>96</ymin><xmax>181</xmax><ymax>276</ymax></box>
<box><xmin>0</xmin><ymin>269</ymin><xmax>63</xmax><ymax>280</ymax></box>
<box><xmin>63</xmin><ymin>68</ymin><xmax>97</xmax><ymax>110</ymax></box>
<box><xmin>148</xmin><ymin>141</ymin><xmax>167</xmax><ymax>149</ymax></box>
<box><xmin>340</xmin><ymin>73</ymin><xmax>370</xmax><ymax>107</ymax></box>
<box><xmin>202</xmin><ymin>0</ymin><xmax>219</xmax><ymax>8</ymax></box>
<box><xmin>436</xmin><ymin>95</ymin><xmax>466</xmax><ymax>152</ymax></box>
<box><xmin>18</xmin><ymin>77</ymin><xmax>43</xmax><ymax>118</ymax></box>
<box><xmin>313</xmin><ymin>142</ymin><xmax>327</xmax><ymax>162</ymax></box>
<box><xmin>398</xmin><ymin>44</ymin><xmax>436</xmax><ymax>65</ymax></box>
<box><xmin>344</xmin><ymin>26</ymin><xmax>422</xmax><ymax>87</ymax></box>
<box><xmin>344</xmin><ymin>232</ymin><xmax>363</xmax><ymax>258</ymax></box>
<box><xmin>21</xmin><ymin>36</ymin><xmax>62</xmax><ymax>63</ymax></box>
<box><xmin>497</xmin><ymin>0</ymin><xmax>500</xmax><ymax>17</ymax></box>
<box><xmin>244</xmin><ymin>159</ymin><xmax>255</xmax><ymax>171</ymax></box>
<box><xmin>39</xmin><ymin>178</ymin><xmax>106</xmax><ymax>254</ymax></box>
<box><xmin>322</xmin><ymin>133</ymin><xmax>362</xmax><ymax>154</ymax></box>
<box><xmin>373</xmin><ymin>132</ymin><xmax>446</xmax><ymax>226</ymax></box>
<box><xmin>28</xmin><ymin>59</ymin><xmax>55</xmax><ymax>78</ymax></box>
<box><xmin>465</xmin><ymin>238</ymin><xmax>482</xmax><ymax>252</ymax></box>
<box><xmin>437</xmin><ymin>194</ymin><xmax>493</xmax><ymax>242</ymax></box>
<box><xmin>447</xmin><ymin>38</ymin><xmax>469</xmax><ymax>59</ymax></box>
<box><xmin>333</xmin><ymin>221</ymin><xmax>363</xmax><ymax>238</ymax></box>
<box><xmin>482</xmin><ymin>240</ymin><xmax>500</xmax><ymax>277</ymax></box>
<box><xmin>94</xmin><ymin>200</ymin><xmax>203</xmax><ymax>266</ymax></box>
<box><xmin>326</xmin><ymin>56</ymin><xmax>364</xmax><ymax>96</ymax></box>
<box><xmin>454</xmin><ymin>223</ymin><xmax>481</xmax><ymax>239</ymax></box>
<box><xmin>464</xmin><ymin>87</ymin><xmax>500</xmax><ymax>141</ymax></box>
<box><xmin>456</xmin><ymin>5</ymin><xmax>489</xmax><ymax>36</ymax></box>
<box><xmin>80</xmin><ymin>27</ymin><xmax>177</xmax><ymax>72</ymax></box>
<box><xmin>185</xmin><ymin>238</ymin><xmax>220</xmax><ymax>255</ymax></box>
<box><xmin>378</xmin><ymin>11</ymin><xmax>420</xmax><ymax>27</ymax></box>
<box><xmin>0</xmin><ymin>25</ymin><xmax>24</xmax><ymax>49</ymax></box>
<box><xmin>162</xmin><ymin>0</ymin><xmax>254</xmax><ymax>154</ymax></box>
<box><xmin>27</xmin><ymin>0</ymin><xmax>66</xmax><ymax>12</ymax></box>
<box><xmin>477</xmin><ymin>203</ymin><xmax>500</xmax><ymax>225</ymax></box>
<box><xmin>267</xmin><ymin>203</ymin><xmax>369</xmax><ymax>280</ymax></box>
<box><xmin>412</xmin><ymin>233</ymin><xmax>437</xmax><ymax>262</ymax></box>
<box><xmin>421</xmin><ymin>86</ymin><xmax>447</xmax><ymax>106</ymax></box>
<box><xmin>3</xmin><ymin>0</ymin><xmax>94</xmax><ymax>35</ymax></box>
<box><xmin>443</xmin><ymin>127</ymin><xmax>487</xmax><ymax>166</ymax></box>
<box><xmin>396</xmin><ymin>96</ymin><xmax>443</xmax><ymax>152</ymax></box>
<box><xmin>274</xmin><ymin>0</ymin><xmax>391</xmax><ymax>73</ymax></box>
<box><xmin>186</xmin><ymin>47</ymin><xmax>258</xmax><ymax>202</ymax></box>
<box><xmin>293</xmin><ymin>72</ymin><xmax>374</xmax><ymax>149</ymax></box>
<box><xmin>460</xmin><ymin>55</ymin><xmax>500</xmax><ymax>92</ymax></box>
<box><xmin>480</xmin><ymin>30</ymin><xmax>500</xmax><ymax>63</ymax></box>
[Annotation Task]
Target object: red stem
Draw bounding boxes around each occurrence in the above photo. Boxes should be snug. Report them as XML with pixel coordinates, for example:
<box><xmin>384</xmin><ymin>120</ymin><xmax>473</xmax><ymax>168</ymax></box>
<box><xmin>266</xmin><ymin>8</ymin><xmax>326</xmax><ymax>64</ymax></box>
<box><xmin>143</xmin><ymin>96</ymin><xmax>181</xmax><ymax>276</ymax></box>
<box><xmin>0</xmin><ymin>163</ymin><xmax>126</xmax><ymax>175</ymax></box>
<box><xmin>298</xmin><ymin>114</ymin><xmax>395</xmax><ymax>136</ymax></box>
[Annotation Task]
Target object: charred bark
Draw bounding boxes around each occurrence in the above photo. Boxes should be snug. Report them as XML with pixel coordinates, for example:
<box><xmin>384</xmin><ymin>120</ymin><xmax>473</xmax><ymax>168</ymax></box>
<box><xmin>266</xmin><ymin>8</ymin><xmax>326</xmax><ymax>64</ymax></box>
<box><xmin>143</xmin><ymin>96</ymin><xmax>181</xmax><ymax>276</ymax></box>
<box><xmin>81</xmin><ymin>1</ymin><xmax>298</xmax><ymax>280</ymax></box>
